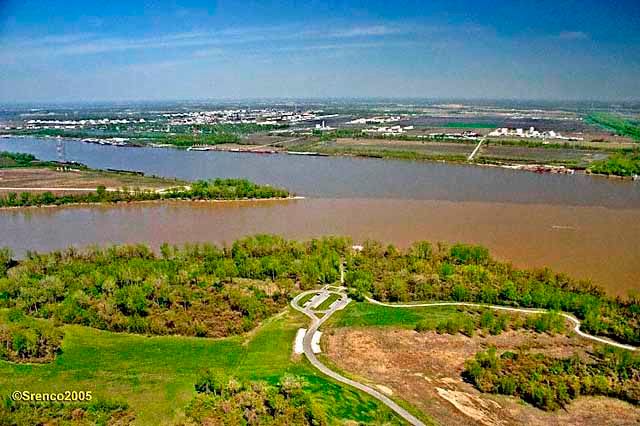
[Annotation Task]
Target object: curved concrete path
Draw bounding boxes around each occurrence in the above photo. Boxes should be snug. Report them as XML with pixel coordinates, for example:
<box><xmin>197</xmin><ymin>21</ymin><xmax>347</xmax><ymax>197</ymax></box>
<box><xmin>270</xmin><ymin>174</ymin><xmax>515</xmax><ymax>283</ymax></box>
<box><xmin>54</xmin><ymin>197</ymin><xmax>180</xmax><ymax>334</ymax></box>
<box><xmin>366</xmin><ymin>297</ymin><xmax>638</xmax><ymax>351</ymax></box>
<box><xmin>291</xmin><ymin>288</ymin><xmax>427</xmax><ymax>426</ymax></box>
<box><xmin>291</xmin><ymin>288</ymin><xmax>637</xmax><ymax>426</ymax></box>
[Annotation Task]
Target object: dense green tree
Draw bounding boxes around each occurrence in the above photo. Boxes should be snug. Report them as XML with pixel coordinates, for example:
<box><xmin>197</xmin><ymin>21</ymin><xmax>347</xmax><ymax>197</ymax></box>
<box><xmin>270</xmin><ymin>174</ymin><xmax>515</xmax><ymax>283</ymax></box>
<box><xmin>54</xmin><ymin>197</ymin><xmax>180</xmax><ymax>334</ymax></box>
<box><xmin>464</xmin><ymin>345</ymin><xmax>640</xmax><ymax>411</ymax></box>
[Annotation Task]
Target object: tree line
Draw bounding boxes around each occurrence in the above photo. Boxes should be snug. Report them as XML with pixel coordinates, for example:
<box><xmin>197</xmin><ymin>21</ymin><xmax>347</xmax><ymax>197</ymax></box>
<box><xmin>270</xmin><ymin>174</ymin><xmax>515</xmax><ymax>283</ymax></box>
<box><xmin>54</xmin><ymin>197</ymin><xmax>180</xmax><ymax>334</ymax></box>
<box><xmin>0</xmin><ymin>399</ymin><xmax>132</xmax><ymax>425</ymax></box>
<box><xmin>0</xmin><ymin>178</ymin><xmax>291</xmax><ymax>208</ymax></box>
<box><xmin>0</xmin><ymin>151</ymin><xmax>40</xmax><ymax>168</ymax></box>
<box><xmin>0</xmin><ymin>235</ymin><xmax>637</xmax><ymax>345</ymax></box>
<box><xmin>415</xmin><ymin>308</ymin><xmax>566</xmax><ymax>337</ymax></box>
<box><xmin>588</xmin><ymin>149</ymin><xmax>640</xmax><ymax>177</ymax></box>
<box><xmin>343</xmin><ymin>240</ymin><xmax>640</xmax><ymax>345</ymax></box>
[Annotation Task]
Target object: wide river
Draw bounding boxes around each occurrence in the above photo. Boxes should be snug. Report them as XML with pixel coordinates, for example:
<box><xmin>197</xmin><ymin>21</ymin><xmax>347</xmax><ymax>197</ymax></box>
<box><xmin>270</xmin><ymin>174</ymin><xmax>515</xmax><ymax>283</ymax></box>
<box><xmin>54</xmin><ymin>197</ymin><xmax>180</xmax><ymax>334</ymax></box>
<box><xmin>1</xmin><ymin>137</ymin><xmax>639</xmax><ymax>296</ymax></box>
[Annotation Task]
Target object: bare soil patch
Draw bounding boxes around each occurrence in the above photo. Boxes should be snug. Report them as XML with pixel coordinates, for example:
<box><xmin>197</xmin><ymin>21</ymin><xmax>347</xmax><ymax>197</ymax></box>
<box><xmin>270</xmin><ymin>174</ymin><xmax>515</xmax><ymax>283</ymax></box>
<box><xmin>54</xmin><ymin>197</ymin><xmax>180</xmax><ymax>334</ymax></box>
<box><xmin>0</xmin><ymin>168</ymin><xmax>181</xmax><ymax>195</ymax></box>
<box><xmin>324</xmin><ymin>327</ymin><xmax>640</xmax><ymax>425</ymax></box>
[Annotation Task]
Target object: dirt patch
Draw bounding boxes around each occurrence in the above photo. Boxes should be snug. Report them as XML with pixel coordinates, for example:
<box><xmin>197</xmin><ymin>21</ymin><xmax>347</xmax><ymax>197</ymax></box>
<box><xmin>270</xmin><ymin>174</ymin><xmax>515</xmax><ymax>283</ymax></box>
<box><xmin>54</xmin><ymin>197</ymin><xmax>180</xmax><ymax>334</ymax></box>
<box><xmin>324</xmin><ymin>327</ymin><xmax>640</xmax><ymax>425</ymax></box>
<box><xmin>436</xmin><ymin>387</ymin><xmax>504</xmax><ymax>426</ymax></box>
<box><xmin>0</xmin><ymin>167</ymin><xmax>181</xmax><ymax>194</ymax></box>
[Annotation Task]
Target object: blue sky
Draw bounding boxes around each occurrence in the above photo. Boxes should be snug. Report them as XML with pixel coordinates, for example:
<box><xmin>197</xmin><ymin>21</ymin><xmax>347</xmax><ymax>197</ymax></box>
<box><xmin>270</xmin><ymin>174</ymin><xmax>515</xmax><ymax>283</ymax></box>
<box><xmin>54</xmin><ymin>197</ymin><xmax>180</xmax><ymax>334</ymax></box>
<box><xmin>1</xmin><ymin>0</ymin><xmax>639</xmax><ymax>102</ymax></box>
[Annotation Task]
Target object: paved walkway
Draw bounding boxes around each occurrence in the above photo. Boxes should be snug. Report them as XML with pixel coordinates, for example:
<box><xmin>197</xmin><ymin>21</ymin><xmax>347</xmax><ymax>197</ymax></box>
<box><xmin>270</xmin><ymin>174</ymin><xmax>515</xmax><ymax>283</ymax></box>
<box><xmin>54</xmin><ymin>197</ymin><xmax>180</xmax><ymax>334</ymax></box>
<box><xmin>291</xmin><ymin>286</ymin><xmax>637</xmax><ymax>426</ymax></box>
<box><xmin>366</xmin><ymin>297</ymin><xmax>638</xmax><ymax>351</ymax></box>
<box><xmin>291</xmin><ymin>288</ymin><xmax>427</xmax><ymax>426</ymax></box>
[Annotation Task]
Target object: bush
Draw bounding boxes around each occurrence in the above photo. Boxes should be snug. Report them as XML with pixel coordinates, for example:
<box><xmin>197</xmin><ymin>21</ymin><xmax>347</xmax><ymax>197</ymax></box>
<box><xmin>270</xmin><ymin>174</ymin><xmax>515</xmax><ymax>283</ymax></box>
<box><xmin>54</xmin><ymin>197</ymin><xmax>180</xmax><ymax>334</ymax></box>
<box><xmin>449</xmin><ymin>244</ymin><xmax>490</xmax><ymax>265</ymax></box>
<box><xmin>0</xmin><ymin>314</ymin><xmax>63</xmax><ymax>363</ymax></box>
<box><xmin>186</xmin><ymin>375</ymin><xmax>326</xmax><ymax>425</ymax></box>
<box><xmin>0</xmin><ymin>398</ymin><xmax>132</xmax><ymax>425</ymax></box>
<box><xmin>415</xmin><ymin>319</ymin><xmax>435</xmax><ymax>332</ymax></box>
<box><xmin>464</xmin><ymin>346</ymin><xmax>640</xmax><ymax>411</ymax></box>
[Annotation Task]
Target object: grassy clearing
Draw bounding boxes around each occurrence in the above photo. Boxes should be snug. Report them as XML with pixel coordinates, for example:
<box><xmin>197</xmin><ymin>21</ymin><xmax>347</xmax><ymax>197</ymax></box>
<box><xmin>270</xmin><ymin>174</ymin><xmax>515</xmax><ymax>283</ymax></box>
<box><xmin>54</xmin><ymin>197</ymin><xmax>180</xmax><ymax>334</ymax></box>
<box><xmin>326</xmin><ymin>302</ymin><xmax>463</xmax><ymax>329</ymax></box>
<box><xmin>587</xmin><ymin>113</ymin><xmax>640</xmax><ymax>141</ymax></box>
<box><xmin>317</xmin><ymin>293</ymin><xmax>341</xmax><ymax>311</ymax></box>
<box><xmin>0</xmin><ymin>308</ymin><xmax>400</xmax><ymax>425</ymax></box>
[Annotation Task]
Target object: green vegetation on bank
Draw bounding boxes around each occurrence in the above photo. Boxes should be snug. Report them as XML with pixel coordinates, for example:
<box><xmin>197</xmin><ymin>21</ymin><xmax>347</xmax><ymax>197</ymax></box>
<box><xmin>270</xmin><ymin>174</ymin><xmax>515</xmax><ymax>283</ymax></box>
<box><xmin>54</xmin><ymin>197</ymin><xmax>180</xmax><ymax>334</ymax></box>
<box><xmin>0</xmin><ymin>178</ymin><xmax>290</xmax><ymax>208</ymax></box>
<box><xmin>587</xmin><ymin>149</ymin><xmax>640</xmax><ymax>176</ymax></box>
<box><xmin>0</xmin><ymin>236</ymin><xmax>323</xmax><ymax>338</ymax></box>
<box><xmin>0</xmin><ymin>151</ymin><xmax>41</xmax><ymax>168</ymax></box>
<box><xmin>587</xmin><ymin>113</ymin><xmax>640</xmax><ymax>141</ymax></box>
<box><xmin>464</xmin><ymin>345</ymin><xmax>640</xmax><ymax>411</ymax></box>
<box><xmin>343</xmin><ymin>240</ymin><xmax>640</xmax><ymax>345</ymax></box>
<box><xmin>1</xmin><ymin>235</ymin><xmax>638</xmax><ymax>345</ymax></box>
<box><xmin>1</xmin><ymin>235</ymin><xmax>639</xmax><ymax>422</ymax></box>
<box><xmin>0</xmin><ymin>236</ymin><xmax>342</xmax><ymax>339</ymax></box>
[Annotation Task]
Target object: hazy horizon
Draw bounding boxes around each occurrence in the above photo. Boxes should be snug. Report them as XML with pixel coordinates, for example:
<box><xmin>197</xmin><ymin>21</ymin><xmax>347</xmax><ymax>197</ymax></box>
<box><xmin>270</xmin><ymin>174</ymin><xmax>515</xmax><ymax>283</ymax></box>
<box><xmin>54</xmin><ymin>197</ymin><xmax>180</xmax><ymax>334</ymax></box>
<box><xmin>1</xmin><ymin>0</ymin><xmax>639</xmax><ymax>103</ymax></box>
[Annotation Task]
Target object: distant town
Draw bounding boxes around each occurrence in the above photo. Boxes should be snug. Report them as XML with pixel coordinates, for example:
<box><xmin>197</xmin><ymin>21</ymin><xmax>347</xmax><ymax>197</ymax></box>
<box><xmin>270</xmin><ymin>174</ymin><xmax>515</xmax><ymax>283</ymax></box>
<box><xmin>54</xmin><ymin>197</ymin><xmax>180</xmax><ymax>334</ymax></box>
<box><xmin>0</xmin><ymin>100</ymin><xmax>638</xmax><ymax>178</ymax></box>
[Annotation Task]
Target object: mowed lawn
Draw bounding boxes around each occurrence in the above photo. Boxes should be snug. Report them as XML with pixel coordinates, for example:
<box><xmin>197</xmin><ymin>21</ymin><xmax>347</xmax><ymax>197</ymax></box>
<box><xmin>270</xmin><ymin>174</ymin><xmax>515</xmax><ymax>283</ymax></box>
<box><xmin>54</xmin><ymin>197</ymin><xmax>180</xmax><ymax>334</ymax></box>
<box><xmin>327</xmin><ymin>302</ymin><xmax>466</xmax><ymax>329</ymax></box>
<box><xmin>317</xmin><ymin>293</ymin><xmax>341</xmax><ymax>311</ymax></box>
<box><xmin>0</xmin><ymin>308</ymin><xmax>401</xmax><ymax>425</ymax></box>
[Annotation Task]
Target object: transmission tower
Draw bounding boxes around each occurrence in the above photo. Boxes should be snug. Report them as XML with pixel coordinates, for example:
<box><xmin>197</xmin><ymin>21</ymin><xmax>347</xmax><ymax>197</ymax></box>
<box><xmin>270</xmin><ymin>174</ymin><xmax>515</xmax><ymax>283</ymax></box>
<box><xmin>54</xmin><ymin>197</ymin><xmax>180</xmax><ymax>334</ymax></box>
<box><xmin>56</xmin><ymin>138</ymin><xmax>66</xmax><ymax>163</ymax></box>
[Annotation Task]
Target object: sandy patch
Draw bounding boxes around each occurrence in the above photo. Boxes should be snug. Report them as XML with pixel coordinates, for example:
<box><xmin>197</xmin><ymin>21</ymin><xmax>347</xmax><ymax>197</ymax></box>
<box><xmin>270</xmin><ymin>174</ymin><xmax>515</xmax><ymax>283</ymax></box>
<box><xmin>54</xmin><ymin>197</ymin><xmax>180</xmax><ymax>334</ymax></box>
<box><xmin>324</xmin><ymin>327</ymin><xmax>640</xmax><ymax>425</ymax></box>
<box><xmin>376</xmin><ymin>384</ymin><xmax>394</xmax><ymax>396</ymax></box>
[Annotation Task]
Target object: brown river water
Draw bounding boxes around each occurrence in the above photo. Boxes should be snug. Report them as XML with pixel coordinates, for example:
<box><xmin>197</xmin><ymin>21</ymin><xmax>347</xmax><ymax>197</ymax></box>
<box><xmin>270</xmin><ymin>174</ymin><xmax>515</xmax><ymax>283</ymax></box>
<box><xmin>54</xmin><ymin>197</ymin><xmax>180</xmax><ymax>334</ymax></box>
<box><xmin>0</xmin><ymin>137</ymin><xmax>639</xmax><ymax>296</ymax></box>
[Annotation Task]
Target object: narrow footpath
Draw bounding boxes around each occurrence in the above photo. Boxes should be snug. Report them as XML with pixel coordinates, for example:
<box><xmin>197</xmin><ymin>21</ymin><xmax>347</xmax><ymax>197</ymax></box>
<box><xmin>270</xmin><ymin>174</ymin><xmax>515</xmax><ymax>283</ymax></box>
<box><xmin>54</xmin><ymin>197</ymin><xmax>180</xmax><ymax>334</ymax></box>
<box><xmin>290</xmin><ymin>275</ymin><xmax>637</xmax><ymax>425</ymax></box>
<box><xmin>291</xmin><ymin>287</ymin><xmax>427</xmax><ymax>426</ymax></box>
<box><xmin>366</xmin><ymin>298</ymin><xmax>638</xmax><ymax>351</ymax></box>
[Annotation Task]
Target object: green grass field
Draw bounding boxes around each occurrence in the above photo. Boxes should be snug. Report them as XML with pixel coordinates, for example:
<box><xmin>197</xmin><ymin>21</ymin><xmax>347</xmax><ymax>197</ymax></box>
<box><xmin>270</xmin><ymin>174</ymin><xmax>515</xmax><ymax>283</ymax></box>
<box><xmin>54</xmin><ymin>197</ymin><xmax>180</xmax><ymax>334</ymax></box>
<box><xmin>317</xmin><ymin>293</ymin><xmax>341</xmax><ymax>311</ymax></box>
<box><xmin>297</xmin><ymin>291</ymin><xmax>317</xmax><ymax>307</ymax></box>
<box><xmin>587</xmin><ymin>113</ymin><xmax>640</xmax><ymax>141</ymax></box>
<box><xmin>0</xmin><ymin>308</ymin><xmax>401</xmax><ymax>425</ymax></box>
<box><xmin>326</xmin><ymin>302</ymin><xmax>466</xmax><ymax>329</ymax></box>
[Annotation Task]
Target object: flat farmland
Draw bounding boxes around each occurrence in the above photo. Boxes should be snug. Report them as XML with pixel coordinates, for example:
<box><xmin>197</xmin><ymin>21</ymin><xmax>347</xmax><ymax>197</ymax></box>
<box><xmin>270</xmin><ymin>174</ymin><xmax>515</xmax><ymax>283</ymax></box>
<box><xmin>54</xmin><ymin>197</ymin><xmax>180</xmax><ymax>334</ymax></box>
<box><xmin>0</xmin><ymin>167</ymin><xmax>184</xmax><ymax>195</ymax></box>
<box><xmin>330</xmin><ymin>138</ymin><xmax>475</xmax><ymax>157</ymax></box>
<box><xmin>478</xmin><ymin>144</ymin><xmax>608</xmax><ymax>165</ymax></box>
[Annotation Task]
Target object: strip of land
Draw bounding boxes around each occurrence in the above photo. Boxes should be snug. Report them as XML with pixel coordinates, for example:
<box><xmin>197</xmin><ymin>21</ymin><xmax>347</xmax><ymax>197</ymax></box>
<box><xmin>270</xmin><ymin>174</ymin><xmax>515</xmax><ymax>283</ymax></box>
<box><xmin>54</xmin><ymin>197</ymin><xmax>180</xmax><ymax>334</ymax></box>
<box><xmin>0</xmin><ymin>151</ymin><xmax>292</xmax><ymax>207</ymax></box>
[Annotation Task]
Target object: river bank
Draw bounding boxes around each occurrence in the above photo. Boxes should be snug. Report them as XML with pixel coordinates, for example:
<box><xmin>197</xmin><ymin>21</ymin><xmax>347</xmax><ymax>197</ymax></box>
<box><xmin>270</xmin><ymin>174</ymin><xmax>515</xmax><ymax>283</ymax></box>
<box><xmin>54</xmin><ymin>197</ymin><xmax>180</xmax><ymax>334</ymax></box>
<box><xmin>2</xmin><ymin>198</ymin><xmax>639</xmax><ymax>297</ymax></box>
<box><xmin>0</xmin><ymin>195</ymin><xmax>304</xmax><ymax>211</ymax></box>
